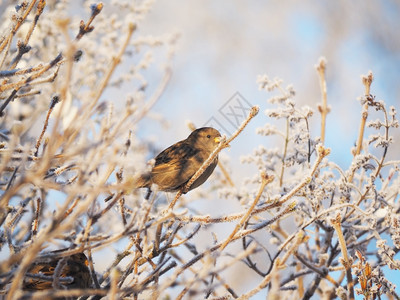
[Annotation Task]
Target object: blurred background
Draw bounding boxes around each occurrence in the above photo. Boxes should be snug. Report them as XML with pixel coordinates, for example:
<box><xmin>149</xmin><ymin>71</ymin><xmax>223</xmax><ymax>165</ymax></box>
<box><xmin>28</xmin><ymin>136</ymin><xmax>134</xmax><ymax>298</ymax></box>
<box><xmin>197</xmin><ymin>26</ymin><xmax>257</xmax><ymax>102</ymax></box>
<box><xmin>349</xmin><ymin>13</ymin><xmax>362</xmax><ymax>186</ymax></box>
<box><xmin>133</xmin><ymin>0</ymin><xmax>400</xmax><ymax>172</ymax></box>
<box><xmin>1</xmin><ymin>0</ymin><xmax>399</xmax><ymax>298</ymax></box>
<box><xmin>131</xmin><ymin>2</ymin><xmax>400</xmax><ymax>296</ymax></box>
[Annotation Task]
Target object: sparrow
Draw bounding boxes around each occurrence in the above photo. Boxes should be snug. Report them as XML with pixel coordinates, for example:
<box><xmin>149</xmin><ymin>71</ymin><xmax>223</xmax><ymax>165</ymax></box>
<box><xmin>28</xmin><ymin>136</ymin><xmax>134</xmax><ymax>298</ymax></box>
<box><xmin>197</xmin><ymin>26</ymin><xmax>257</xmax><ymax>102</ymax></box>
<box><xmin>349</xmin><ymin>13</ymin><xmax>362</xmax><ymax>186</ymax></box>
<box><xmin>135</xmin><ymin>127</ymin><xmax>222</xmax><ymax>193</ymax></box>
<box><xmin>22</xmin><ymin>251</ymin><xmax>92</xmax><ymax>293</ymax></box>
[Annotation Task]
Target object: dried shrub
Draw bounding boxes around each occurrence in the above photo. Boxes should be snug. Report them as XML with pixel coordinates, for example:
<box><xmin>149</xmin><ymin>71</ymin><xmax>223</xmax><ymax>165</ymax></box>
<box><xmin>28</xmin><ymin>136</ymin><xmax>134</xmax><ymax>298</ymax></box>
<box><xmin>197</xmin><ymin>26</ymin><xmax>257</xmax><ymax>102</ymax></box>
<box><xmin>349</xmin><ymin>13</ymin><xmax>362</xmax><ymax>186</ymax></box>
<box><xmin>0</xmin><ymin>2</ymin><xmax>399</xmax><ymax>300</ymax></box>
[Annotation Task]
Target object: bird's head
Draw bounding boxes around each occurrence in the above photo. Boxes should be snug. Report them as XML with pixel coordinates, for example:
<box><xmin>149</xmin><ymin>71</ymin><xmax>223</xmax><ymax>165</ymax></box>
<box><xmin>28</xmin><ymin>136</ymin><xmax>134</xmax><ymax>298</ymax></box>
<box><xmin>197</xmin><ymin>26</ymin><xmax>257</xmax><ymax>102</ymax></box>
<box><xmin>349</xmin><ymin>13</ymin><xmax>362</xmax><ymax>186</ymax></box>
<box><xmin>189</xmin><ymin>127</ymin><xmax>222</xmax><ymax>152</ymax></box>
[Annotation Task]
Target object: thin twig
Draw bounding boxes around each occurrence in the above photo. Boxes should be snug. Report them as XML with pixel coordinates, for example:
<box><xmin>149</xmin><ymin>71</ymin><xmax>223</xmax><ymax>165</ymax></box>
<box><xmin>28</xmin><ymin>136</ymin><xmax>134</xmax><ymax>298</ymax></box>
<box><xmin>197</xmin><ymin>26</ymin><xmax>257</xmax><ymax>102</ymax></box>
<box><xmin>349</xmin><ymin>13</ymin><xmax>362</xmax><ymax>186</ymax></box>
<box><xmin>237</xmin><ymin>230</ymin><xmax>305</xmax><ymax>299</ymax></box>
<box><xmin>315</xmin><ymin>57</ymin><xmax>329</xmax><ymax>144</ymax></box>
<box><xmin>0</xmin><ymin>54</ymin><xmax>63</xmax><ymax>93</ymax></box>
<box><xmin>34</xmin><ymin>95</ymin><xmax>59</xmax><ymax>156</ymax></box>
<box><xmin>331</xmin><ymin>214</ymin><xmax>355</xmax><ymax>300</ymax></box>
<box><xmin>349</xmin><ymin>71</ymin><xmax>374</xmax><ymax>184</ymax></box>
<box><xmin>0</xmin><ymin>89</ymin><xmax>18</xmax><ymax>116</ymax></box>
<box><xmin>219</xmin><ymin>172</ymin><xmax>274</xmax><ymax>251</ymax></box>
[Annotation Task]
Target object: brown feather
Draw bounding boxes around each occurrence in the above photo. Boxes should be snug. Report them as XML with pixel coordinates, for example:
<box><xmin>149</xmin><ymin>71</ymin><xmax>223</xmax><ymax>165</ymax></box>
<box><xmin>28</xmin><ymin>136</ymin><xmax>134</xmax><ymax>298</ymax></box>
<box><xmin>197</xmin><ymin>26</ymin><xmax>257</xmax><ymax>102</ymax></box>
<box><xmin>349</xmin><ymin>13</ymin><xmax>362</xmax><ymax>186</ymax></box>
<box><xmin>23</xmin><ymin>252</ymin><xmax>92</xmax><ymax>296</ymax></box>
<box><xmin>134</xmin><ymin>127</ymin><xmax>221</xmax><ymax>193</ymax></box>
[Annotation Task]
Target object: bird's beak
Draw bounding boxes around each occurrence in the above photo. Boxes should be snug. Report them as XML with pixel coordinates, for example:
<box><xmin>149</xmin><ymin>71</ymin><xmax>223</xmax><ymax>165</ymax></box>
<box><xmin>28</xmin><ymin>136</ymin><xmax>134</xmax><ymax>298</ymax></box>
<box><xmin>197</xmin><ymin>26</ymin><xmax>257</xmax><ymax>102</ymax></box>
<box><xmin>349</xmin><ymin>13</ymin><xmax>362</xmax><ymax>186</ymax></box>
<box><xmin>214</xmin><ymin>136</ymin><xmax>230</xmax><ymax>148</ymax></box>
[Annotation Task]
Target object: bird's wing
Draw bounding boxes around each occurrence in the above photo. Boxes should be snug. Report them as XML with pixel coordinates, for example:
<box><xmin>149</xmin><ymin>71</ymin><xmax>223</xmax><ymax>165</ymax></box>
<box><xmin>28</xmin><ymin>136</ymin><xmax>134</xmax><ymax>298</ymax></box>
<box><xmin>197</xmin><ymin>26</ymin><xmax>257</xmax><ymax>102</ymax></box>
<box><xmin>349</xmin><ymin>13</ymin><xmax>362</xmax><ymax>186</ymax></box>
<box><xmin>154</xmin><ymin>141</ymin><xmax>198</xmax><ymax>166</ymax></box>
<box><xmin>23</xmin><ymin>263</ymin><xmax>57</xmax><ymax>290</ymax></box>
<box><xmin>151</xmin><ymin>141</ymin><xmax>200</xmax><ymax>190</ymax></box>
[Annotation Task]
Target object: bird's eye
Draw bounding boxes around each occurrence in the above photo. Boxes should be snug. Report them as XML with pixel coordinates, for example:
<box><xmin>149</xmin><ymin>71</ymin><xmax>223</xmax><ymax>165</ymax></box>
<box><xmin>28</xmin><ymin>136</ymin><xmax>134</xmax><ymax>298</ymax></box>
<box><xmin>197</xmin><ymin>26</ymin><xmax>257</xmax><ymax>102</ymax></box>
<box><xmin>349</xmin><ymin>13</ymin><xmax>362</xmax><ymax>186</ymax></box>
<box><xmin>207</xmin><ymin>135</ymin><xmax>211</xmax><ymax>138</ymax></box>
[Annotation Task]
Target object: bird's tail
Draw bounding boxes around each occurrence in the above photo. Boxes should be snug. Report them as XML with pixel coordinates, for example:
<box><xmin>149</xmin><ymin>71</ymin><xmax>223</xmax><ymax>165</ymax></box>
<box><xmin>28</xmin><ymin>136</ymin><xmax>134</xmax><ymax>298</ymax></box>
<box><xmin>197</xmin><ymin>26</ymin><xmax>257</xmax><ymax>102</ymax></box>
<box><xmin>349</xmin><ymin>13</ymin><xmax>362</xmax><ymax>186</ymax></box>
<box><xmin>105</xmin><ymin>173</ymin><xmax>152</xmax><ymax>202</ymax></box>
<box><xmin>132</xmin><ymin>172</ymin><xmax>153</xmax><ymax>200</ymax></box>
<box><xmin>132</xmin><ymin>172</ymin><xmax>151</xmax><ymax>189</ymax></box>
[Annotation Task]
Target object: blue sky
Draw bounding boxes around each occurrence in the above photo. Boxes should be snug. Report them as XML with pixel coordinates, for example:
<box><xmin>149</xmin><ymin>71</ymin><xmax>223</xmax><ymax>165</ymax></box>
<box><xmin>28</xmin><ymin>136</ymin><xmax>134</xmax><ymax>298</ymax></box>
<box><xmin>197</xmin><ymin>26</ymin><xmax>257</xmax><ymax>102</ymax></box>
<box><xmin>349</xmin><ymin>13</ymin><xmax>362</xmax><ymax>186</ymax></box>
<box><xmin>133</xmin><ymin>0</ymin><xmax>399</xmax><ymax>175</ymax></box>
<box><xmin>2</xmin><ymin>1</ymin><xmax>398</xmax><ymax>298</ymax></box>
<box><xmin>130</xmin><ymin>1</ymin><xmax>400</xmax><ymax>297</ymax></box>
